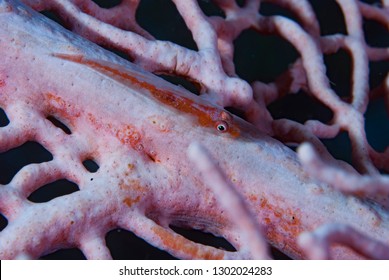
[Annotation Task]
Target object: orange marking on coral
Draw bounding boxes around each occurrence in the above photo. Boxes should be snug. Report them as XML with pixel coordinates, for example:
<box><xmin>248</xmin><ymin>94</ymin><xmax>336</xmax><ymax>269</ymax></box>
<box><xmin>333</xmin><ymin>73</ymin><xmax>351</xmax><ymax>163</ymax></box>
<box><xmin>152</xmin><ymin>226</ymin><xmax>224</xmax><ymax>259</ymax></box>
<box><xmin>264</xmin><ymin>217</ymin><xmax>271</xmax><ymax>225</ymax></box>
<box><xmin>44</xmin><ymin>92</ymin><xmax>81</xmax><ymax>120</ymax></box>
<box><xmin>123</xmin><ymin>196</ymin><xmax>141</xmax><ymax>207</ymax></box>
<box><xmin>274</xmin><ymin>207</ymin><xmax>283</xmax><ymax>218</ymax></box>
<box><xmin>54</xmin><ymin>53</ymin><xmax>240</xmax><ymax>137</ymax></box>
<box><xmin>115</xmin><ymin>124</ymin><xmax>143</xmax><ymax>151</ymax></box>
<box><xmin>114</xmin><ymin>125</ymin><xmax>159</xmax><ymax>162</ymax></box>
<box><xmin>257</xmin><ymin>195</ymin><xmax>304</xmax><ymax>258</ymax></box>
<box><xmin>119</xmin><ymin>177</ymin><xmax>147</xmax><ymax>193</ymax></box>
<box><xmin>46</xmin><ymin>92</ymin><xmax>66</xmax><ymax>108</ymax></box>
<box><xmin>87</xmin><ymin>112</ymin><xmax>97</xmax><ymax>125</ymax></box>
<box><xmin>88</xmin><ymin>110</ymin><xmax>156</xmax><ymax>161</ymax></box>
<box><xmin>128</xmin><ymin>163</ymin><xmax>135</xmax><ymax>170</ymax></box>
<box><xmin>260</xmin><ymin>197</ymin><xmax>268</xmax><ymax>208</ymax></box>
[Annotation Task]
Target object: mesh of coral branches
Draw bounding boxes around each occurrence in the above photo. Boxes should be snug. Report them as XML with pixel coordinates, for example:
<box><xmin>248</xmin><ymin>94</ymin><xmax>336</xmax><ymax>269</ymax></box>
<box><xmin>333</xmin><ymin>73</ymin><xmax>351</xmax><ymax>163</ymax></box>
<box><xmin>0</xmin><ymin>0</ymin><xmax>388</xmax><ymax>259</ymax></box>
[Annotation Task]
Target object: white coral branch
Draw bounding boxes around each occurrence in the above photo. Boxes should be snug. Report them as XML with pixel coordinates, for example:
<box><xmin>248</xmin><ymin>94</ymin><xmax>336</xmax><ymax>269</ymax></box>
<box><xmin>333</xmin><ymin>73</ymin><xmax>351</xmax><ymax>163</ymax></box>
<box><xmin>298</xmin><ymin>223</ymin><xmax>389</xmax><ymax>260</ymax></box>
<box><xmin>188</xmin><ymin>142</ymin><xmax>270</xmax><ymax>259</ymax></box>
<box><xmin>298</xmin><ymin>143</ymin><xmax>389</xmax><ymax>197</ymax></box>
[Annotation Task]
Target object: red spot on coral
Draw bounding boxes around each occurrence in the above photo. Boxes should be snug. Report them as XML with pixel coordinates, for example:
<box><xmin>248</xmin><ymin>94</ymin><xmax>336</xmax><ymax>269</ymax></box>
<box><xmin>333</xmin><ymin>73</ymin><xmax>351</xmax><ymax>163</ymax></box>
<box><xmin>0</xmin><ymin>79</ymin><xmax>5</xmax><ymax>87</ymax></box>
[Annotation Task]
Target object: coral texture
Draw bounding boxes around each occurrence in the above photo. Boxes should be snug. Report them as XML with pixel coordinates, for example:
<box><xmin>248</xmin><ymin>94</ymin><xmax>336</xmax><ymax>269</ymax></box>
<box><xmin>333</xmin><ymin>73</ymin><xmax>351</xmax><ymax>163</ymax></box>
<box><xmin>0</xmin><ymin>0</ymin><xmax>388</xmax><ymax>259</ymax></box>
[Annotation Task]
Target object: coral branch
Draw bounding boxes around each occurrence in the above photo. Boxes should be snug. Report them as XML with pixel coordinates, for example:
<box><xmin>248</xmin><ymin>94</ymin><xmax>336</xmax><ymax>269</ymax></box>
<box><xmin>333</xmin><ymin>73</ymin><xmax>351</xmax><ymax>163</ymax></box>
<box><xmin>23</xmin><ymin>0</ymin><xmax>253</xmax><ymax>110</ymax></box>
<box><xmin>298</xmin><ymin>143</ymin><xmax>389</xmax><ymax>197</ymax></box>
<box><xmin>188</xmin><ymin>142</ymin><xmax>271</xmax><ymax>259</ymax></box>
<box><xmin>298</xmin><ymin>223</ymin><xmax>389</xmax><ymax>260</ymax></box>
<box><xmin>79</xmin><ymin>235</ymin><xmax>112</xmax><ymax>260</ymax></box>
<box><xmin>0</xmin><ymin>0</ymin><xmax>387</xmax><ymax>260</ymax></box>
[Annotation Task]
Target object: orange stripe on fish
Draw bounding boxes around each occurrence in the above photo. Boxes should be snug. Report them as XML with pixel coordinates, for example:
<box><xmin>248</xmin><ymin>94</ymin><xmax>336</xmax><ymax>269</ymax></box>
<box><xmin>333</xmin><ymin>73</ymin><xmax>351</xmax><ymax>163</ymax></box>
<box><xmin>53</xmin><ymin>53</ymin><xmax>240</xmax><ymax>138</ymax></box>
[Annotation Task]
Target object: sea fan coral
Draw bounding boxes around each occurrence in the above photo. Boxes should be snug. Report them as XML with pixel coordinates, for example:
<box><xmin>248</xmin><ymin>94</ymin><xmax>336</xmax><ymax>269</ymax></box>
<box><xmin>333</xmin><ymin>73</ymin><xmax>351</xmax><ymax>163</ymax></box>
<box><xmin>0</xmin><ymin>0</ymin><xmax>388</xmax><ymax>259</ymax></box>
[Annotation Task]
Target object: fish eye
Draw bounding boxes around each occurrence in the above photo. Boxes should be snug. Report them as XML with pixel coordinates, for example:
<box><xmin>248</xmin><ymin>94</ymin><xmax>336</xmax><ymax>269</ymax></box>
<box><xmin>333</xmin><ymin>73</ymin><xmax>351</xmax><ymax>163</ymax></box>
<box><xmin>216</xmin><ymin>121</ymin><xmax>228</xmax><ymax>132</ymax></box>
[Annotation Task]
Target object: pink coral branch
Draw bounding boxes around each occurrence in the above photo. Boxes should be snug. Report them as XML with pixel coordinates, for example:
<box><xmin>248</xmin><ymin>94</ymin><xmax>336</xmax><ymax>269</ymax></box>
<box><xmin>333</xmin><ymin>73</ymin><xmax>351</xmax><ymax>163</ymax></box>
<box><xmin>188</xmin><ymin>142</ymin><xmax>271</xmax><ymax>259</ymax></box>
<box><xmin>359</xmin><ymin>1</ymin><xmax>389</xmax><ymax>28</ymax></box>
<box><xmin>0</xmin><ymin>0</ymin><xmax>388</xmax><ymax>260</ymax></box>
<box><xmin>298</xmin><ymin>223</ymin><xmax>389</xmax><ymax>260</ymax></box>
<box><xmin>298</xmin><ymin>143</ymin><xmax>389</xmax><ymax>197</ymax></box>
<box><xmin>79</xmin><ymin>235</ymin><xmax>113</xmax><ymax>260</ymax></box>
<box><xmin>22</xmin><ymin>0</ymin><xmax>253</xmax><ymax>110</ymax></box>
